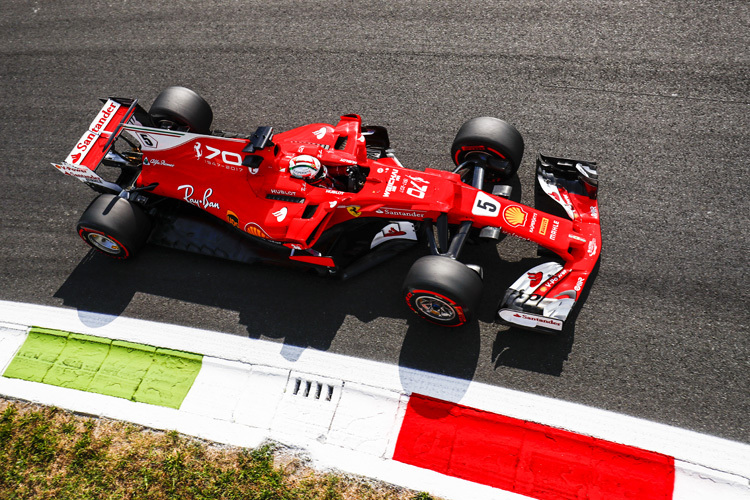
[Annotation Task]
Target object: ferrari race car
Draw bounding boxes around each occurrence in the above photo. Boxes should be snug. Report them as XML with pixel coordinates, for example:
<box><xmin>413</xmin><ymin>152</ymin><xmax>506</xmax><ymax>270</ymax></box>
<box><xmin>53</xmin><ymin>86</ymin><xmax>601</xmax><ymax>331</ymax></box>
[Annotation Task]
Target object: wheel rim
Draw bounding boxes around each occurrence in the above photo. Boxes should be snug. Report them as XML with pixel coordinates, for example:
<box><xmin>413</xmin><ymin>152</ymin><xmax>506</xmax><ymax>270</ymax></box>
<box><xmin>87</xmin><ymin>233</ymin><xmax>122</xmax><ymax>254</ymax></box>
<box><xmin>415</xmin><ymin>295</ymin><xmax>457</xmax><ymax>322</ymax></box>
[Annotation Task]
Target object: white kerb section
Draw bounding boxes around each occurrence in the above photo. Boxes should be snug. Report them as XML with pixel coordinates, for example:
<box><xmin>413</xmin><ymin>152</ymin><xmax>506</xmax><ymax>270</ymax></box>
<box><xmin>180</xmin><ymin>360</ymin><xmax>408</xmax><ymax>460</ymax></box>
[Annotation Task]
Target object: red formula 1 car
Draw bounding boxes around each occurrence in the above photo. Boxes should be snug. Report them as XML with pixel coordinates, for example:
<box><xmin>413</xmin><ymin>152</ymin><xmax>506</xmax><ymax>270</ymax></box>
<box><xmin>53</xmin><ymin>87</ymin><xmax>601</xmax><ymax>331</ymax></box>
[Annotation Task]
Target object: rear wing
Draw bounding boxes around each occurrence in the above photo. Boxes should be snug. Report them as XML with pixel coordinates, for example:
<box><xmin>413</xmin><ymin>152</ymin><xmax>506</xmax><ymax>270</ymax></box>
<box><xmin>52</xmin><ymin>98</ymin><xmax>150</xmax><ymax>191</ymax></box>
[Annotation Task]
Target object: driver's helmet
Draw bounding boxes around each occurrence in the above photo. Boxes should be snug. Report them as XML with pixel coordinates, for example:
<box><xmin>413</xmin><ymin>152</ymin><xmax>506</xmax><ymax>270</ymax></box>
<box><xmin>289</xmin><ymin>154</ymin><xmax>326</xmax><ymax>183</ymax></box>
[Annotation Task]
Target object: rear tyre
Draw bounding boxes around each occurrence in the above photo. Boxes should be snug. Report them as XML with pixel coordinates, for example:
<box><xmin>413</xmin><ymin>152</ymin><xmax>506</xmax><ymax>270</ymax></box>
<box><xmin>403</xmin><ymin>256</ymin><xmax>483</xmax><ymax>327</ymax></box>
<box><xmin>149</xmin><ymin>86</ymin><xmax>213</xmax><ymax>134</ymax></box>
<box><xmin>450</xmin><ymin>117</ymin><xmax>524</xmax><ymax>179</ymax></box>
<box><xmin>76</xmin><ymin>194</ymin><xmax>152</xmax><ymax>259</ymax></box>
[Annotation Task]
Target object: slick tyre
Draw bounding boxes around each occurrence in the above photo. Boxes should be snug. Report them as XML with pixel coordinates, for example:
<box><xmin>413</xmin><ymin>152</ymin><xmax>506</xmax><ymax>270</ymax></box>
<box><xmin>76</xmin><ymin>194</ymin><xmax>152</xmax><ymax>259</ymax></box>
<box><xmin>451</xmin><ymin>117</ymin><xmax>525</xmax><ymax>179</ymax></box>
<box><xmin>403</xmin><ymin>255</ymin><xmax>483</xmax><ymax>327</ymax></box>
<box><xmin>149</xmin><ymin>86</ymin><xmax>213</xmax><ymax>134</ymax></box>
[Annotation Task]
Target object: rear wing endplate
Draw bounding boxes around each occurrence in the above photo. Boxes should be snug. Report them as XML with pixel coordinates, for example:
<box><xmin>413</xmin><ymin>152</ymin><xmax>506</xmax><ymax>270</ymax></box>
<box><xmin>52</xmin><ymin>98</ymin><xmax>145</xmax><ymax>190</ymax></box>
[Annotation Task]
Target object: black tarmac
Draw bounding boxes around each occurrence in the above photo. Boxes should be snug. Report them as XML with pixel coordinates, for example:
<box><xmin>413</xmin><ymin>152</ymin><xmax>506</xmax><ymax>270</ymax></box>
<box><xmin>1</xmin><ymin>1</ymin><xmax>748</xmax><ymax>442</ymax></box>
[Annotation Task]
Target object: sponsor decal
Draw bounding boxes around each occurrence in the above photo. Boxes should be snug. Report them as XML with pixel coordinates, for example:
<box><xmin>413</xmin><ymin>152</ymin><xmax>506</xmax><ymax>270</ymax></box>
<box><xmin>226</xmin><ymin>211</ymin><xmax>239</xmax><ymax>227</ymax></box>
<box><xmin>502</xmin><ymin>206</ymin><xmax>527</xmax><ymax>227</ymax></box>
<box><xmin>550</xmin><ymin>220</ymin><xmax>560</xmax><ymax>240</ymax></box>
<box><xmin>590</xmin><ymin>205</ymin><xmax>599</xmax><ymax>219</ymax></box>
<box><xmin>527</xmin><ymin>272</ymin><xmax>543</xmax><ymax>287</ymax></box>
<box><xmin>147</xmin><ymin>158</ymin><xmax>174</xmax><ymax>167</ymax></box>
<box><xmin>562</xmin><ymin>192</ymin><xmax>578</xmax><ymax>219</ymax></box>
<box><xmin>270</xmin><ymin>189</ymin><xmax>298</xmax><ymax>196</ymax></box>
<box><xmin>178</xmin><ymin>184</ymin><xmax>220</xmax><ymax>210</ymax></box>
<box><xmin>509</xmin><ymin>312</ymin><xmax>563</xmax><ymax>330</ymax></box>
<box><xmin>52</xmin><ymin>162</ymin><xmax>109</xmax><ymax>187</ymax></box>
<box><xmin>374</xmin><ymin>207</ymin><xmax>426</xmax><ymax>218</ymax></box>
<box><xmin>67</xmin><ymin>100</ymin><xmax>120</xmax><ymax>165</ymax></box>
<box><xmin>539</xmin><ymin>217</ymin><xmax>549</xmax><ymax>235</ymax></box>
<box><xmin>383</xmin><ymin>169</ymin><xmax>401</xmax><ymax>198</ymax></box>
<box><xmin>538</xmin><ymin>268</ymin><xmax>570</xmax><ymax>293</ymax></box>
<box><xmin>312</xmin><ymin>127</ymin><xmax>327</xmax><ymax>140</ymax></box>
<box><xmin>460</xmin><ymin>145</ymin><xmax>487</xmax><ymax>153</ymax></box>
<box><xmin>528</xmin><ymin>213</ymin><xmax>538</xmax><ymax>233</ymax></box>
<box><xmin>587</xmin><ymin>239</ymin><xmax>598</xmax><ymax>257</ymax></box>
<box><xmin>347</xmin><ymin>206</ymin><xmax>362</xmax><ymax>217</ymax></box>
<box><xmin>384</xmin><ymin>226</ymin><xmax>407</xmax><ymax>237</ymax></box>
<box><xmin>195</xmin><ymin>142</ymin><xmax>242</xmax><ymax>166</ymax></box>
<box><xmin>272</xmin><ymin>207</ymin><xmax>288</xmax><ymax>222</ymax></box>
<box><xmin>325</xmin><ymin>189</ymin><xmax>344</xmax><ymax>195</ymax></box>
<box><xmin>562</xmin><ymin>192</ymin><xmax>572</xmax><ymax>207</ymax></box>
<box><xmin>371</xmin><ymin>222</ymin><xmax>417</xmax><ymax>248</ymax></box>
<box><xmin>244</xmin><ymin>222</ymin><xmax>271</xmax><ymax>239</ymax></box>
<box><xmin>574</xmin><ymin>277</ymin><xmax>585</xmax><ymax>292</ymax></box>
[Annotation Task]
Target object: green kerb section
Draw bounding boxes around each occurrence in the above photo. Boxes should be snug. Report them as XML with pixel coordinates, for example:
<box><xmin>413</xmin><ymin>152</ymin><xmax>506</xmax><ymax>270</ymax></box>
<box><xmin>3</xmin><ymin>327</ymin><xmax>203</xmax><ymax>409</ymax></box>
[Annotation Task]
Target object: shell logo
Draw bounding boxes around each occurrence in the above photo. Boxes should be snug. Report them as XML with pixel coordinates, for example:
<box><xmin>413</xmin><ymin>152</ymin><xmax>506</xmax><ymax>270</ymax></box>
<box><xmin>503</xmin><ymin>206</ymin><xmax>527</xmax><ymax>227</ymax></box>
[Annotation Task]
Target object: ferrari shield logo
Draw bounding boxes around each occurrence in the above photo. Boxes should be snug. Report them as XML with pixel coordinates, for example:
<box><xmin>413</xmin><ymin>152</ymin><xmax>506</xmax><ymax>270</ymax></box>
<box><xmin>347</xmin><ymin>206</ymin><xmax>362</xmax><ymax>217</ymax></box>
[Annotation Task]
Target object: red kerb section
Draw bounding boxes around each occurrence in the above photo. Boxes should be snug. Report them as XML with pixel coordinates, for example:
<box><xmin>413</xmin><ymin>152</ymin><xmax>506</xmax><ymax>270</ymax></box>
<box><xmin>393</xmin><ymin>394</ymin><xmax>675</xmax><ymax>500</ymax></box>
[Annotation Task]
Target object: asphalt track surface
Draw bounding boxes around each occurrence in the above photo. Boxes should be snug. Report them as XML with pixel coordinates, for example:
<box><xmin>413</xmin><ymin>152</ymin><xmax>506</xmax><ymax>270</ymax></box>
<box><xmin>1</xmin><ymin>2</ymin><xmax>748</xmax><ymax>443</ymax></box>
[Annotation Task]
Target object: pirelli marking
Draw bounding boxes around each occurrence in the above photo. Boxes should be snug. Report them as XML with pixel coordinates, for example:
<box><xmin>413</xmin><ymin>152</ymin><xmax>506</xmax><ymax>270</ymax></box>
<box><xmin>539</xmin><ymin>217</ymin><xmax>549</xmax><ymax>235</ymax></box>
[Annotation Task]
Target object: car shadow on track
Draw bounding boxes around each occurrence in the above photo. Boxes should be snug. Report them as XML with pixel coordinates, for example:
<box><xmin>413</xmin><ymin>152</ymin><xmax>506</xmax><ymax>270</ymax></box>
<box><xmin>55</xmin><ymin>245</ymin><xmax>478</xmax><ymax>366</ymax></box>
<box><xmin>54</xmin><ymin>232</ymin><xmax>590</xmax><ymax>380</ymax></box>
<box><xmin>54</xmin><ymin>246</ymin><xmax>397</xmax><ymax>349</ymax></box>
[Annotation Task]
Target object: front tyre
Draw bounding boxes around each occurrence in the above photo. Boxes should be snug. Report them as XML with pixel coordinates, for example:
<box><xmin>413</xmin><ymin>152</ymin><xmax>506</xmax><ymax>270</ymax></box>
<box><xmin>451</xmin><ymin>117</ymin><xmax>524</xmax><ymax>179</ymax></box>
<box><xmin>76</xmin><ymin>194</ymin><xmax>152</xmax><ymax>259</ymax></box>
<box><xmin>403</xmin><ymin>256</ymin><xmax>483</xmax><ymax>327</ymax></box>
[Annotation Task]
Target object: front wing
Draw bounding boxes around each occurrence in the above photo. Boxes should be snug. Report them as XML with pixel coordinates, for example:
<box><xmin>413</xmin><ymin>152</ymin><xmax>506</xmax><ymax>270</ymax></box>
<box><xmin>497</xmin><ymin>154</ymin><xmax>601</xmax><ymax>333</ymax></box>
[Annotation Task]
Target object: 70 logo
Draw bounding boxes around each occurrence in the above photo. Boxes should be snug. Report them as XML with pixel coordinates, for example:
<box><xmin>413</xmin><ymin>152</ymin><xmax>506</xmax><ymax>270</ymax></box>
<box><xmin>195</xmin><ymin>142</ymin><xmax>243</xmax><ymax>166</ymax></box>
<box><xmin>205</xmin><ymin>145</ymin><xmax>242</xmax><ymax>166</ymax></box>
